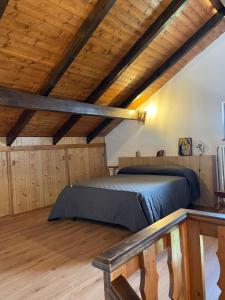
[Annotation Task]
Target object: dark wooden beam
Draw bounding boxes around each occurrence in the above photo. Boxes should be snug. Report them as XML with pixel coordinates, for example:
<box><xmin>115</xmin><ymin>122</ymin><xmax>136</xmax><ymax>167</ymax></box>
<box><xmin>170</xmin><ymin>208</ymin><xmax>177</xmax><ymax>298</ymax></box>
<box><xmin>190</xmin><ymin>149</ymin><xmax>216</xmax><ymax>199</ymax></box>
<box><xmin>53</xmin><ymin>115</ymin><xmax>92</xmax><ymax>145</ymax></box>
<box><xmin>0</xmin><ymin>0</ymin><xmax>8</xmax><ymax>18</ymax></box>
<box><xmin>0</xmin><ymin>87</ymin><xmax>139</xmax><ymax>119</ymax></box>
<box><xmin>87</xmin><ymin>8</ymin><xmax>225</xmax><ymax>143</ymax></box>
<box><xmin>221</xmin><ymin>0</ymin><xmax>225</xmax><ymax>8</ymax></box>
<box><xmin>210</xmin><ymin>0</ymin><xmax>223</xmax><ymax>10</ymax></box>
<box><xmin>87</xmin><ymin>119</ymin><xmax>112</xmax><ymax>144</ymax></box>
<box><xmin>7</xmin><ymin>110</ymin><xmax>36</xmax><ymax>147</ymax></box>
<box><xmin>6</xmin><ymin>0</ymin><xmax>116</xmax><ymax>146</ymax></box>
<box><xmin>38</xmin><ymin>0</ymin><xmax>116</xmax><ymax>96</ymax></box>
<box><xmin>53</xmin><ymin>0</ymin><xmax>188</xmax><ymax>144</ymax></box>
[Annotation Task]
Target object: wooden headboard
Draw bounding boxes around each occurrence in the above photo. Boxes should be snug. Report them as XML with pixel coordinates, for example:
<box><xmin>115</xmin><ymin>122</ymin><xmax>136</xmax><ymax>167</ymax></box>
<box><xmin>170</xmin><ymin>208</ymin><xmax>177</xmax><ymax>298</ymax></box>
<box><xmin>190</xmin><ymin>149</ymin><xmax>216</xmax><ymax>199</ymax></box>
<box><xmin>119</xmin><ymin>155</ymin><xmax>217</xmax><ymax>208</ymax></box>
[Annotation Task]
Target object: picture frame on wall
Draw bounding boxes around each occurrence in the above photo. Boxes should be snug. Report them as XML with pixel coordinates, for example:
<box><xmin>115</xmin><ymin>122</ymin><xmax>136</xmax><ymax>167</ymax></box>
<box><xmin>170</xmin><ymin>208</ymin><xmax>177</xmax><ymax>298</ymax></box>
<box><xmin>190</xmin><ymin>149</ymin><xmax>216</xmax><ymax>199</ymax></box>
<box><xmin>156</xmin><ymin>150</ymin><xmax>164</xmax><ymax>157</ymax></box>
<box><xmin>178</xmin><ymin>137</ymin><xmax>192</xmax><ymax>156</ymax></box>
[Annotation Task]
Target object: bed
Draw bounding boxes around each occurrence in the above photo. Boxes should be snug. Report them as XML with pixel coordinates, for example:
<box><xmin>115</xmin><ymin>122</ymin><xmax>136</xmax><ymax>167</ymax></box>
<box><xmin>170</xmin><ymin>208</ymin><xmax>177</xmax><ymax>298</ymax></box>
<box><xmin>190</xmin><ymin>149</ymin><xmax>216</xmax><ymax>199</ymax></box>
<box><xmin>48</xmin><ymin>165</ymin><xmax>200</xmax><ymax>232</ymax></box>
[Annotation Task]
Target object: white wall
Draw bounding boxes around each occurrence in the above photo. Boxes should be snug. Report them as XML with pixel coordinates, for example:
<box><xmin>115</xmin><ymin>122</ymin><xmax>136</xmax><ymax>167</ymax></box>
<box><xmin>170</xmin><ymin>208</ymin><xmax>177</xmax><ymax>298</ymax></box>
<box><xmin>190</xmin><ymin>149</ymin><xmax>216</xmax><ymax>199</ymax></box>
<box><xmin>106</xmin><ymin>33</ymin><xmax>225</xmax><ymax>165</ymax></box>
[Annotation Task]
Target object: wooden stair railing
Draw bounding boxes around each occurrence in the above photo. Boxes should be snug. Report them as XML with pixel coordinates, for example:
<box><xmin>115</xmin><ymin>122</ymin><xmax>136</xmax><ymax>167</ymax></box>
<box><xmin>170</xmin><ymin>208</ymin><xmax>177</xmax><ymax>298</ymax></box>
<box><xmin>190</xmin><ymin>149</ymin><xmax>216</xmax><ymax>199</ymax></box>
<box><xmin>92</xmin><ymin>209</ymin><xmax>225</xmax><ymax>300</ymax></box>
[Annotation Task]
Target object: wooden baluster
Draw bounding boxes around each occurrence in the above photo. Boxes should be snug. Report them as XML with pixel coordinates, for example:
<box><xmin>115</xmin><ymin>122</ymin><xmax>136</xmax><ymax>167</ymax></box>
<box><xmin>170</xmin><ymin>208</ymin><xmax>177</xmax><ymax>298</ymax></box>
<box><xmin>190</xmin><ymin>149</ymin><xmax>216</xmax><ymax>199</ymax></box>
<box><xmin>217</xmin><ymin>226</ymin><xmax>225</xmax><ymax>300</ymax></box>
<box><xmin>186</xmin><ymin>220</ymin><xmax>205</xmax><ymax>300</ymax></box>
<box><xmin>167</xmin><ymin>228</ymin><xmax>183</xmax><ymax>300</ymax></box>
<box><xmin>103</xmin><ymin>271</ymin><xmax>113</xmax><ymax>300</ymax></box>
<box><xmin>179</xmin><ymin>222</ymin><xmax>191</xmax><ymax>300</ymax></box>
<box><xmin>139</xmin><ymin>243</ymin><xmax>158</xmax><ymax>300</ymax></box>
<box><xmin>111</xmin><ymin>275</ymin><xmax>141</xmax><ymax>300</ymax></box>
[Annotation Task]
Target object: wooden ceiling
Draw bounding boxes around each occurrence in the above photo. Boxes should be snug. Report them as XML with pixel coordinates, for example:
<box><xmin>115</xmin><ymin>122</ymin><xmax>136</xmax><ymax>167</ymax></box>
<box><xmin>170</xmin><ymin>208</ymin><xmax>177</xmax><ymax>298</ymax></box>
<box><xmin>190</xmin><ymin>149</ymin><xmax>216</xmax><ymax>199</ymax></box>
<box><xmin>0</xmin><ymin>0</ymin><xmax>224</xmax><ymax>144</ymax></box>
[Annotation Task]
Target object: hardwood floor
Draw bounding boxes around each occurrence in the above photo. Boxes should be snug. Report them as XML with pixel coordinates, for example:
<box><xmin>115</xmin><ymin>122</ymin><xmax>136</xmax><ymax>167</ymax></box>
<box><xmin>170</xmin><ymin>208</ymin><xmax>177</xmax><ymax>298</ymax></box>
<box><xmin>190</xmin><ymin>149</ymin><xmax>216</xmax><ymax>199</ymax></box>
<box><xmin>0</xmin><ymin>208</ymin><xmax>220</xmax><ymax>299</ymax></box>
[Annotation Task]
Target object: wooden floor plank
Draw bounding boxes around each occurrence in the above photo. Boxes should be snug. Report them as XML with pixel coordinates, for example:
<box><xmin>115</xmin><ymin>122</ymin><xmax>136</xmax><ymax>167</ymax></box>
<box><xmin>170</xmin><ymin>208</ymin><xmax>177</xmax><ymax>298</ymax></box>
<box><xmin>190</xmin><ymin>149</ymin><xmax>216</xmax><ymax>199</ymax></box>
<box><xmin>0</xmin><ymin>208</ymin><xmax>220</xmax><ymax>299</ymax></box>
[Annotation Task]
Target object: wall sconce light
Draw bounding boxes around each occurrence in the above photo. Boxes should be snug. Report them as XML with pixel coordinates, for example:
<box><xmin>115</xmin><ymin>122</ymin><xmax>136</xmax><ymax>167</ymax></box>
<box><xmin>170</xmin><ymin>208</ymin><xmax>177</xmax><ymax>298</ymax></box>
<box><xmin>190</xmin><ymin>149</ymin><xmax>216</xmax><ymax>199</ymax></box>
<box><xmin>144</xmin><ymin>102</ymin><xmax>157</xmax><ymax>118</ymax></box>
<box><xmin>137</xmin><ymin>111</ymin><xmax>147</xmax><ymax>125</ymax></box>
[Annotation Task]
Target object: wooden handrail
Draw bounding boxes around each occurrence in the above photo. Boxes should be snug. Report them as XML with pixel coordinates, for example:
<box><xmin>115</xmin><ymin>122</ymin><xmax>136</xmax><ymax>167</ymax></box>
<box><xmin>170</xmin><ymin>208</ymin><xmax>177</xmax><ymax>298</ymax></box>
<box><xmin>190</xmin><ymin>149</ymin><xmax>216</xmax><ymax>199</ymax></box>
<box><xmin>93</xmin><ymin>209</ymin><xmax>187</xmax><ymax>272</ymax></box>
<box><xmin>93</xmin><ymin>209</ymin><xmax>225</xmax><ymax>300</ymax></box>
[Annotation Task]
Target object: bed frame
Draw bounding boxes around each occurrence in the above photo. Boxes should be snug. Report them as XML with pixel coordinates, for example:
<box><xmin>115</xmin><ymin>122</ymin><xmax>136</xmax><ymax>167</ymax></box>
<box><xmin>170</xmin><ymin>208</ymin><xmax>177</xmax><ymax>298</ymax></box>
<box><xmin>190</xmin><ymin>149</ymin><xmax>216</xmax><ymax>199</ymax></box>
<box><xmin>119</xmin><ymin>155</ymin><xmax>217</xmax><ymax>208</ymax></box>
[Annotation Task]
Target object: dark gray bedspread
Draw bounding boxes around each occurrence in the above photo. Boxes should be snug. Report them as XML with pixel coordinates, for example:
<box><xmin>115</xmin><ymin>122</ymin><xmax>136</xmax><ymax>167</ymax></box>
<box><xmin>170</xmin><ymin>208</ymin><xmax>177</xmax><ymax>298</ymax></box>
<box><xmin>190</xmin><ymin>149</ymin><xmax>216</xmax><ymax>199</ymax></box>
<box><xmin>48</xmin><ymin>173</ymin><xmax>195</xmax><ymax>232</ymax></box>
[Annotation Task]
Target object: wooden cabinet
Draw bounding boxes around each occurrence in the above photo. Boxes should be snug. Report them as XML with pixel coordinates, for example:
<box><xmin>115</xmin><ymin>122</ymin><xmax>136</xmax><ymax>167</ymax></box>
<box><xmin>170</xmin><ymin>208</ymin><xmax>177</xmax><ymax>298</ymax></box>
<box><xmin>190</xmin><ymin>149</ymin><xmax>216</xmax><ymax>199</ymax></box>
<box><xmin>68</xmin><ymin>146</ymin><xmax>107</xmax><ymax>182</ymax></box>
<box><xmin>88</xmin><ymin>147</ymin><xmax>107</xmax><ymax>179</ymax></box>
<box><xmin>0</xmin><ymin>152</ymin><xmax>10</xmax><ymax>217</ymax></box>
<box><xmin>10</xmin><ymin>151</ymin><xmax>45</xmax><ymax>214</ymax></box>
<box><xmin>42</xmin><ymin>149</ymin><xmax>68</xmax><ymax>206</ymax></box>
<box><xmin>0</xmin><ymin>143</ymin><xmax>106</xmax><ymax>216</ymax></box>
<box><xmin>68</xmin><ymin>148</ymin><xmax>90</xmax><ymax>183</ymax></box>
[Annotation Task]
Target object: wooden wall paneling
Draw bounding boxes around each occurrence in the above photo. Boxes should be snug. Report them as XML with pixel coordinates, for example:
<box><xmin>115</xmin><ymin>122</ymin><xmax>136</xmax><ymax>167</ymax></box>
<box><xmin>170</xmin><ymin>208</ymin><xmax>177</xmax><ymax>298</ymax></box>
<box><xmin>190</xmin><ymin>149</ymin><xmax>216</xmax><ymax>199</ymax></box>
<box><xmin>0</xmin><ymin>152</ymin><xmax>10</xmax><ymax>217</ymax></box>
<box><xmin>88</xmin><ymin>146</ymin><xmax>107</xmax><ymax>179</ymax></box>
<box><xmin>68</xmin><ymin>147</ymin><xmax>90</xmax><ymax>184</ymax></box>
<box><xmin>198</xmin><ymin>154</ymin><xmax>217</xmax><ymax>208</ymax></box>
<box><xmin>119</xmin><ymin>156</ymin><xmax>199</xmax><ymax>175</ymax></box>
<box><xmin>6</xmin><ymin>151</ymin><xmax>13</xmax><ymax>215</ymax></box>
<box><xmin>10</xmin><ymin>151</ymin><xmax>27</xmax><ymax>214</ymax></box>
<box><xmin>0</xmin><ymin>143</ymin><xmax>106</xmax><ymax>217</ymax></box>
<box><xmin>10</xmin><ymin>151</ymin><xmax>45</xmax><ymax>214</ymax></box>
<box><xmin>64</xmin><ymin>147</ymin><xmax>70</xmax><ymax>184</ymax></box>
<box><xmin>42</xmin><ymin>149</ymin><xmax>68</xmax><ymax>206</ymax></box>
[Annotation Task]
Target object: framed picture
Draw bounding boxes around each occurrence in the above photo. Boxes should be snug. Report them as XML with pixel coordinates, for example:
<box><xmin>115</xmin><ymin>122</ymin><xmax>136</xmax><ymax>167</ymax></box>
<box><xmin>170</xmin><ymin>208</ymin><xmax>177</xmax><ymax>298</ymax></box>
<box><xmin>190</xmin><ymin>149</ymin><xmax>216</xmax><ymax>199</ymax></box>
<box><xmin>156</xmin><ymin>150</ymin><xmax>164</xmax><ymax>157</ymax></box>
<box><xmin>178</xmin><ymin>137</ymin><xmax>192</xmax><ymax>156</ymax></box>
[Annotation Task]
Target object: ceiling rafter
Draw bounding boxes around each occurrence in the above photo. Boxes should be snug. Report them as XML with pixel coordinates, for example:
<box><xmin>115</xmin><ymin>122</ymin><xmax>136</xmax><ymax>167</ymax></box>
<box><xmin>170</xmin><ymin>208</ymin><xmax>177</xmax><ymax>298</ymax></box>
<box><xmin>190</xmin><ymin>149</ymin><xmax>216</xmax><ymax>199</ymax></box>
<box><xmin>0</xmin><ymin>88</ymin><xmax>140</xmax><ymax>121</ymax></box>
<box><xmin>220</xmin><ymin>0</ymin><xmax>225</xmax><ymax>7</ymax></box>
<box><xmin>86</xmin><ymin>7</ymin><xmax>225</xmax><ymax>144</ymax></box>
<box><xmin>210</xmin><ymin>0</ymin><xmax>224</xmax><ymax>10</ymax></box>
<box><xmin>6</xmin><ymin>0</ymin><xmax>116</xmax><ymax>146</ymax></box>
<box><xmin>0</xmin><ymin>0</ymin><xmax>8</xmax><ymax>18</ymax></box>
<box><xmin>52</xmin><ymin>0</ymin><xmax>188</xmax><ymax>145</ymax></box>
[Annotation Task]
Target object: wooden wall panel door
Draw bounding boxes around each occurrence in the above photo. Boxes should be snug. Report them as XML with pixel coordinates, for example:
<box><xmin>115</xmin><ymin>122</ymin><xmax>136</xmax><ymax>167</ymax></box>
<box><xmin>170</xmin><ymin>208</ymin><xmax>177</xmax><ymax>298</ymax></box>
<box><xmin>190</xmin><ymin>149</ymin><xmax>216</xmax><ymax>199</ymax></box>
<box><xmin>10</xmin><ymin>151</ymin><xmax>45</xmax><ymax>214</ymax></box>
<box><xmin>198</xmin><ymin>155</ymin><xmax>217</xmax><ymax>208</ymax></box>
<box><xmin>68</xmin><ymin>148</ymin><xmax>90</xmax><ymax>184</ymax></box>
<box><xmin>42</xmin><ymin>149</ymin><xmax>68</xmax><ymax>206</ymax></box>
<box><xmin>88</xmin><ymin>147</ymin><xmax>107</xmax><ymax>179</ymax></box>
<box><xmin>0</xmin><ymin>152</ymin><xmax>10</xmax><ymax>217</ymax></box>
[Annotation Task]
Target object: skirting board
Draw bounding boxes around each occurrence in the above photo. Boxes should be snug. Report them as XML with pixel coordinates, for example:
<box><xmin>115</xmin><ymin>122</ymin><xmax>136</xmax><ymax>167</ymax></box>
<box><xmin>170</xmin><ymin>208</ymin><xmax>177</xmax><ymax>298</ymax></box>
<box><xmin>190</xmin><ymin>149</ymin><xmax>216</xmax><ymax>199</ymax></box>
<box><xmin>119</xmin><ymin>155</ymin><xmax>217</xmax><ymax>208</ymax></box>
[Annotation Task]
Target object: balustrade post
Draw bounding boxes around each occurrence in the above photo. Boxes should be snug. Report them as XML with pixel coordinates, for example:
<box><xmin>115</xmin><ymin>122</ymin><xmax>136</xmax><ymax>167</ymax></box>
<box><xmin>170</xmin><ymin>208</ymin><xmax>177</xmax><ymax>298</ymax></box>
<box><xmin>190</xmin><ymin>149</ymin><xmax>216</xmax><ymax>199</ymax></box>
<box><xmin>186</xmin><ymin>220</ymin><xmax>205</xmax><ymax>300</ymax></box>
<box><xmin>139</xmin><ymin>243</ymin><xmax>158</xmax><ymax>300</ymax></box>
<box><xmin>217</xmin><ymin>226</ymin><xmax>225</xmax><ymax>300</ymax></box>
<box><xmin>168</xmin><ymin>227</ymin><xmax>183</xmax><ymax>300</ymax></box>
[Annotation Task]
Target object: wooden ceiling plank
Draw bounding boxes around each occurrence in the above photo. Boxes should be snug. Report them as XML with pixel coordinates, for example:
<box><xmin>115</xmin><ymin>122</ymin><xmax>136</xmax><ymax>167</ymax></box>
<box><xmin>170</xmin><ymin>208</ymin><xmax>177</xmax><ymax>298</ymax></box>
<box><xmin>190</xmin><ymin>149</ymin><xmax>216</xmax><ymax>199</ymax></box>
<box><xmin>6</xmin><ymin>0</ymin><xmax>116</xmax><ymax>146</ymax></box>
<box><xmin>0</xmin><ymin>0</ymin><xmax>8</xmax><ymax>18</ymax></box>
<box><xmin>0</xmin><ymin>87</ymin><xmax>138</xmax><ymax>121</ymax></box>
<box><xmin>52</xmin><ymin>0</ymin><xmax>189</xmax><ymax>144</ymax></box>
<box><xmin>86</xmin><ymin>8</ymin><xmax>225</xmax><ymax>143</ymax></box>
